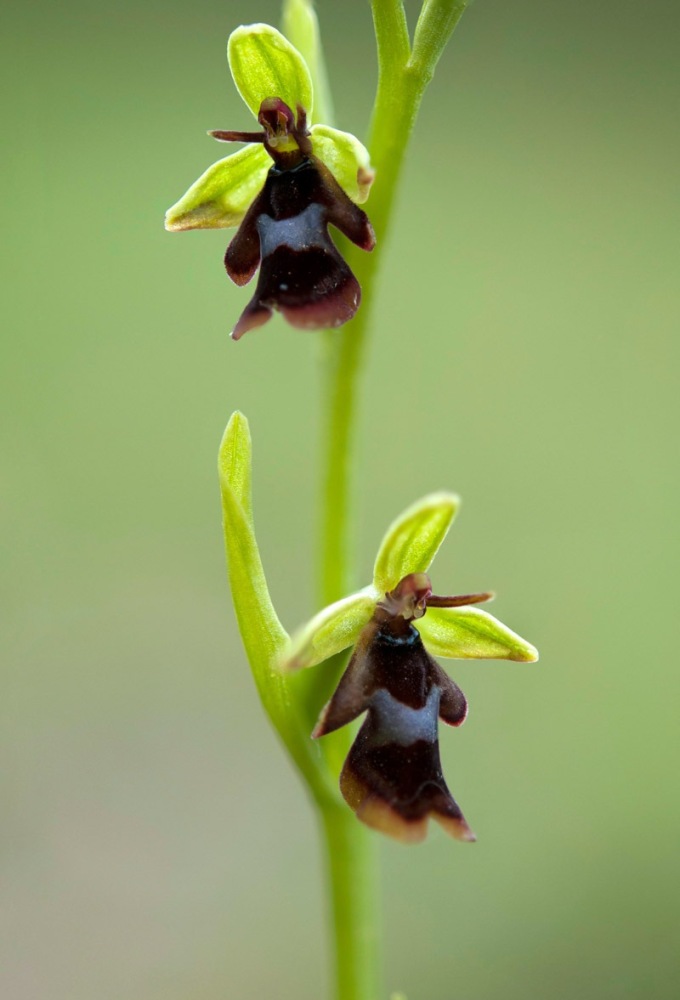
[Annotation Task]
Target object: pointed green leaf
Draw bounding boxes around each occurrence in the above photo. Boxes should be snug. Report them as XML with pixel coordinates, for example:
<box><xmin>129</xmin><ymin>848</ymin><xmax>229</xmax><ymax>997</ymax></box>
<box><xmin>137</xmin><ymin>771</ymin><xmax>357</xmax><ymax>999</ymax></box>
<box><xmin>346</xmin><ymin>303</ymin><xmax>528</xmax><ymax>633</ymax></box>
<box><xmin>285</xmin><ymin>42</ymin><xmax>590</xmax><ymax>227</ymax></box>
<box><xmin>228</xmin><ymin>23</ymin><xmax>313</xmax><ymax>121</ymax></box>
<box><xmin>283</xmin><ymin>588</ymin><xmax>377</xmax><ymax>671</ymax></box>
<box><xmin>311</xmin><ymin>125</ymin><xmax>374</xmax><ymax>204</ymax></box>
<box><xmin>418</xmin><ymin>606</ymin><xmax>539</xmax><ymax>662</ymax></box>
<box><xmin>165</xmin><ymin>143</ymin><xmax>270</xmax><ymax>232</ymax></box>
<box><xmin>218</xmin><ymin>412</ymin><xmax>335</xmax><ymax>805</ymax></box>
<box><xmin>373</xmin><ymin>492</ymin><xmax>460</xmax><ymax>595</ymax></box>
<box><xmin>282</xmin><ymin>0</ymin><xmax>334</xmax><ymax>125</ymax></box>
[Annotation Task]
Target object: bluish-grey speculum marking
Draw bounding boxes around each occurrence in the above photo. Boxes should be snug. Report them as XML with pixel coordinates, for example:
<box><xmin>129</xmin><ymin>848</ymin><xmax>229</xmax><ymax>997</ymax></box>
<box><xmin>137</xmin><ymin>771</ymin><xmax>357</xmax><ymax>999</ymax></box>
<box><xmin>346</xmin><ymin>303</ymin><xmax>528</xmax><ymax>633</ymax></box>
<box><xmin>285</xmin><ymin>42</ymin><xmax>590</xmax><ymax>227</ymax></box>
<box><xmin>366</xmin><ymin>688</ymin><xmax>440</xmax><ymax>746</ymax></box>
<box><xmin>257</xmin><ymin>203</ymin><xmax>328</xmax><ymax>254</ymax></box>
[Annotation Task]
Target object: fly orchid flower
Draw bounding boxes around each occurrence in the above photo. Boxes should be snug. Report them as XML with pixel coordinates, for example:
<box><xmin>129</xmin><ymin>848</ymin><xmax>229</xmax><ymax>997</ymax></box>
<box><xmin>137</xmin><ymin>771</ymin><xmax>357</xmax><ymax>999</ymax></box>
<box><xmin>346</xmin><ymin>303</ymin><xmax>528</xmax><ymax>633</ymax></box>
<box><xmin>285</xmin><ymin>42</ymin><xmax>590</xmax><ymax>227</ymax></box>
<box><xmin>165</xmin><ymin>23</ymin><xmax>375</xmax><ymax>340</ymax></box>
<box><xmin>283</xmin><ymin>493</ymin><xmax>538</xmax><ymax>844</ymax></box>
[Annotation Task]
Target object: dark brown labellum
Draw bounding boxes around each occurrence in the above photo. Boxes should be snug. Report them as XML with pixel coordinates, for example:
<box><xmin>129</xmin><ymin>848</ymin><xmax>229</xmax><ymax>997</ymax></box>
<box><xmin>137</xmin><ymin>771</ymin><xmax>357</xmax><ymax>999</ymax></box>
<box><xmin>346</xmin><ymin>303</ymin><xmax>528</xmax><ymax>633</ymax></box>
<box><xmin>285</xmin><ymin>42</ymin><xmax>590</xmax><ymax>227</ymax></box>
<box><xmin>313</xmin><ymin>613</ymin><xmax>476</xmax><ymax>844</ymax></box>
<box><xmin>225</xmin><ymin>154</ymin><xmax>375</xmax><ymax>339</ymax></box>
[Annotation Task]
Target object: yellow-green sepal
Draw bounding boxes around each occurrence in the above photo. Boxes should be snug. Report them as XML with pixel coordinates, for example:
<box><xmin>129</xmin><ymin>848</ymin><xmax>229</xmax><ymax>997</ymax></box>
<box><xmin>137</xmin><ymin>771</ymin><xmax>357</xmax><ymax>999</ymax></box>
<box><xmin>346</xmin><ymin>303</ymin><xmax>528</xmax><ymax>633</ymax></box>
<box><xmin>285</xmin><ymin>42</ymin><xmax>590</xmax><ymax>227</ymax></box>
<box><xmin>418</xmin><ymin>606</ymin><xmax>539</xmax><ymax>662</ymax></box>
<box><xmin>228</xmin><ymin>23</ymin><xmax>313</xmax><ymax>121</ymax></box>
<box><xmin>165</xmin><ymin>143</ymin><xmax>270</xmax><ymax>232</ymax></box>
<box><xmin>283</xmin><ymin>588</ymin><xmax>377</xmax><ymax>671</ymax></box>
<box><xmin>373</xmin><ymin>492</ymin><xmax>460</xmax><ymax>595</ymax></box>
<box><xmin>311</xmin><ymin>124</ymin><xmax>374</xmax><ymax>203</ymax></box>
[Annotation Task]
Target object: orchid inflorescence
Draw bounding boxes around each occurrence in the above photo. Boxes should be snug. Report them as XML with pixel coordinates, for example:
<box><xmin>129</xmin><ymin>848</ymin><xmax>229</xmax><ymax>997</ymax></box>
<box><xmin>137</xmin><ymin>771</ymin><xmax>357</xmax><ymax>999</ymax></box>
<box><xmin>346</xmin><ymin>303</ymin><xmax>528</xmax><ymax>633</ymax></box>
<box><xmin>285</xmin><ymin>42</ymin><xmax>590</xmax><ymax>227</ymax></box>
<box><xmin>171</xmin><ymin>0</ymin><xmax>538</xmax><ymax>854</ymax></box>
<box><xmin>174</xmin><ymin>2</ymin><xmax>536</xmax><ymax>995</ymax></box>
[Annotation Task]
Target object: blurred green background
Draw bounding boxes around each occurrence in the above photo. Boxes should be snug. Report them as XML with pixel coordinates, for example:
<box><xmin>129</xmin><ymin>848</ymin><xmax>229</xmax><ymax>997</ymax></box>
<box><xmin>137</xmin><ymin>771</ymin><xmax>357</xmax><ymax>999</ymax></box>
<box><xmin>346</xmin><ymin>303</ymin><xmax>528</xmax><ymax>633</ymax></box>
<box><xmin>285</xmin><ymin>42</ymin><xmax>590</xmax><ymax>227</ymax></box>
<box><xmin>2</xmin><ymin>0</ymin><xmax>679</xmax><ymax>997</ymax></box>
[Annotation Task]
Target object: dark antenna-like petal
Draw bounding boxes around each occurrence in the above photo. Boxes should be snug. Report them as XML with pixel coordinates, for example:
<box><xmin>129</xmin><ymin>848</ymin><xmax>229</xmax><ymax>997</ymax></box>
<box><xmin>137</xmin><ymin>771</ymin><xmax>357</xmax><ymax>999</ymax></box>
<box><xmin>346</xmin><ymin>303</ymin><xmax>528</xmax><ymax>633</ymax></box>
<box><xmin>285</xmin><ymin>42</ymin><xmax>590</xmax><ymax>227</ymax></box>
<box><xmin>426</xmin><ymin>592</ymin><xmax>494</xmax><ymax>608</ymax></box>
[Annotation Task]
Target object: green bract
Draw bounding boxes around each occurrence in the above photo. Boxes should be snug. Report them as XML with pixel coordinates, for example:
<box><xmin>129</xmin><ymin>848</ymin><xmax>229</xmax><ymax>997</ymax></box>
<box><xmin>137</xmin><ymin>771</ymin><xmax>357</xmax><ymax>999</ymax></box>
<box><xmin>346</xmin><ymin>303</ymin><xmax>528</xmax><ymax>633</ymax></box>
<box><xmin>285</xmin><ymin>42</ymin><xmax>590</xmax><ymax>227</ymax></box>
<box><xmin>284</xmin><ymin>492</ymin><xmax>539</xmax><ymax>671</ymax></box>
<box><xmin>165</xmin><ymin>23</ymin><xmax>373</xmax><ymax>233</ymax></box>
<box><xmin>218</xmin><ymin>411</ymin><xmax>288</xmax><ymax>666</ymax></box>
<box><xmin>218</xmin><ymin>412</ymin><xmax>335</xmax><ymax>804</ymax></box>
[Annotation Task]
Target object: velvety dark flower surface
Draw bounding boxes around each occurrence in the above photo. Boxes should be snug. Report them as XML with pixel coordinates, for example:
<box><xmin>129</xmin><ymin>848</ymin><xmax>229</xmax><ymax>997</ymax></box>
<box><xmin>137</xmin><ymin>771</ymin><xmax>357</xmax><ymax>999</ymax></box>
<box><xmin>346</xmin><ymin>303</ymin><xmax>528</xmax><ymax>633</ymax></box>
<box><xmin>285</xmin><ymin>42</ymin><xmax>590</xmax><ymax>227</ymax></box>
<box><xmin>314</xmin><ymin>573</ymin><xmax>486</xmax><ymax>842</ymax></box>
<box><xmin>284</xmin><ymin>493</ymin><xmax>539</xmax><ymax>844</ymax></box>
<box><xmin>221</xmin><ymin>103</ymin><xmax>375</xmax><ymax>339</ymax></box>
<box><xmin>165</xmin><ymin>24</ymin><xmax>375</xmax><ymax>339</ymax></box>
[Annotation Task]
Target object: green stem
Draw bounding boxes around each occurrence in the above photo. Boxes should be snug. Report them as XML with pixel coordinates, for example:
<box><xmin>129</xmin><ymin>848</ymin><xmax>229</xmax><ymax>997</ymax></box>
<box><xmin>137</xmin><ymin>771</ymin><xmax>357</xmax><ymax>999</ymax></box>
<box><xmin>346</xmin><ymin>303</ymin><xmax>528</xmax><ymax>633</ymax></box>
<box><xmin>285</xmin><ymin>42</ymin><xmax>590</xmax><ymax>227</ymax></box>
<box><xmin>315</xmin><ymin>4</ymin><xmax>470</xmax><ymax>999</ymax></box>
<box><xmin>319</xmin><ymin>0</ymin><xmax>469</xmax><ymax>607</ymax></box>
<box><xmin>319</xmin><ymin>0</ymin><xmax>410</xmax><ymax>608</ymax></box>
<box><xmin>319</xmin><ymin>804</ymin><xmax>381</xmax><ymax>1000</ymax></box>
